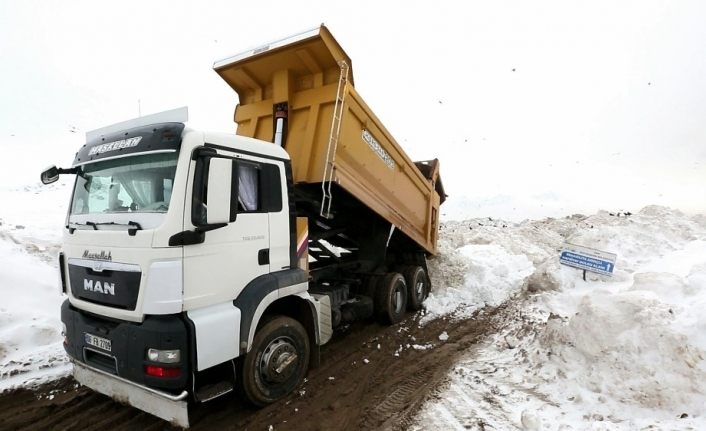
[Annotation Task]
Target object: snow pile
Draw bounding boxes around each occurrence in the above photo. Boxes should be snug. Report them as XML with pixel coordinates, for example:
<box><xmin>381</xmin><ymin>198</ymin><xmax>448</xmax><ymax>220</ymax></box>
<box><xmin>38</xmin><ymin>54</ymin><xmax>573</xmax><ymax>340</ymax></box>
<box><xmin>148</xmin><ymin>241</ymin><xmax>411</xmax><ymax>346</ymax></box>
<box><xmin>0</xmin><ymin>239</ymin><xmax>71</xmax><ymax>392</ymax></box>
<box><xmin>415</xmin><ymin>206</ymin><xmax>706</xmax><ymax>430</ymax></box>
<box><xmin>0</xmin><ymin>182</ymin><xmax>71</xmax><ymax>393</ymax></box>
<box><xmin>423</xmin><ymin>243</ymin><xmax>534</xmax><ymax>324</ymax></box>
<box><xmin>423</xmin><ymin>214</ymin><xmax>574</xmax><ymax>324</ymax></box>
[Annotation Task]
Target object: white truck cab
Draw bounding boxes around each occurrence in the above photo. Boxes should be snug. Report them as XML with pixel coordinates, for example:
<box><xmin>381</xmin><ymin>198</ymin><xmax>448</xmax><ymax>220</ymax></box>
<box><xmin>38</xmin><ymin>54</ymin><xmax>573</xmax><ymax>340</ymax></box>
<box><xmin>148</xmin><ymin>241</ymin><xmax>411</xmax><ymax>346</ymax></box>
<box><xmin>45</xmin><ymin>108</ymin><xmax>330</xmax><ymax>427</ymax></box>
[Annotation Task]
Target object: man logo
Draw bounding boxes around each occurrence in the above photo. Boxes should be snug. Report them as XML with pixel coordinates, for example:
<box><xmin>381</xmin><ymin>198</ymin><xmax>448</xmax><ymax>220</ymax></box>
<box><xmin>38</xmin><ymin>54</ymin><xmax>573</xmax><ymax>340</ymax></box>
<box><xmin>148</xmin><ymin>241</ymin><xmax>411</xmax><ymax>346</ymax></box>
<box><xmin>84</xmin><ymin>279</ymin><xmax>115</xmax><ymax>296</ymax></box>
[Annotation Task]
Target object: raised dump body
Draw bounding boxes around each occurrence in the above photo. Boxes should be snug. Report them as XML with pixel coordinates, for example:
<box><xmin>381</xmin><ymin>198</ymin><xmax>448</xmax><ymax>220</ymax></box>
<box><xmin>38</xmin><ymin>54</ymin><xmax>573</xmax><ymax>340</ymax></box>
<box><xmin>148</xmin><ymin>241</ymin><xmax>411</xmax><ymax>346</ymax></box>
<box><xmin>214</xmin><ymin>26</ymin><xmax>444</xmax><ymax>255</ymax></box>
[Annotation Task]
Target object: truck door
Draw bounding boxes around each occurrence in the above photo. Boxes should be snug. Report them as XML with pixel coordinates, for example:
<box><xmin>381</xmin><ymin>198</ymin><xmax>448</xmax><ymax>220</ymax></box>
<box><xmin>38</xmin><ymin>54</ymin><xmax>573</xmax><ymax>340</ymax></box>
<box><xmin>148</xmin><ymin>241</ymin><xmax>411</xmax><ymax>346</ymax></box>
<box><xmin>263</xmin><ymin>161</ymin><xmax>290</xmax><ymax>271</ymax></box>
<box><xmin>182</xmin><ymin>150</ymin><xmax>272</xmax><ymax>309</ymax></box>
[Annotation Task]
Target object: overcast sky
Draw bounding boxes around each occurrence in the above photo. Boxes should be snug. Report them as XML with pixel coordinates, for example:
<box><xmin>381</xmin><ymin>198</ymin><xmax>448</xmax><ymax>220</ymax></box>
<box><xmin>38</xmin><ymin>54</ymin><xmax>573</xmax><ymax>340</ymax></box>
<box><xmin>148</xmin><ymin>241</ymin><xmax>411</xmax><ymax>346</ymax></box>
<box><xmin>1</xmin><ymin>1</ymin><xmax>704</xmax><ymax>220</ymax></box>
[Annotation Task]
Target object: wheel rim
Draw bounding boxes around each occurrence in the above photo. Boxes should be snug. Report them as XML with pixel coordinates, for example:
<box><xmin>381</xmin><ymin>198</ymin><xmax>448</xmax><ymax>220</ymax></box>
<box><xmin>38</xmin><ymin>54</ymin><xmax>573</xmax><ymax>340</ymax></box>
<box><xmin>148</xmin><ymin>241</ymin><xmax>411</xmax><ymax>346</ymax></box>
<box><xmin>259</xmin><ymin>336</ymin><xmax>299</xmax><ymax>385</ymax></box>
<box><xmin>415</xmin><ymin>280</ymin><xmax>425</xmax><ymax>301</ymax></box>
<box><xmin>392</xmin><ymin>284</ymin><xmax>404</xmax><ymax>314</ymax></box>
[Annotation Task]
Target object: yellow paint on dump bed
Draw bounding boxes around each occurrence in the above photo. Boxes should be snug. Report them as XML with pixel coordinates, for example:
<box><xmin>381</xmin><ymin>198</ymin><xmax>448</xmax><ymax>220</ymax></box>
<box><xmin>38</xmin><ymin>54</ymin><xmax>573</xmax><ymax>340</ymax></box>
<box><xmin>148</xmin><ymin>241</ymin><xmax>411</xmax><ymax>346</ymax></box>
<box><xmin>214</xmin><ymin>26</ymin><xmax>444</xmax><ymax>255</ymax></box>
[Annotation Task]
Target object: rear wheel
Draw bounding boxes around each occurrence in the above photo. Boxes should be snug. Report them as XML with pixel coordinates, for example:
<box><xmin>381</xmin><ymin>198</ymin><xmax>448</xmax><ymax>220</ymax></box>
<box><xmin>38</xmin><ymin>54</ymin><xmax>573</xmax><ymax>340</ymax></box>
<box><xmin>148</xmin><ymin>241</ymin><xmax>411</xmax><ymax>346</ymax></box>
<box><xmin>403</xmin><ymin>266</ymin><xmax>429</xmax><ymax>311</ymax></box>
<box><xmin>240</xmin><ymin>316</ymin><xmax>310</xmax><ymax>407</ymax></box>
<box><xmin>375</xmin><ymin>272</ymin><xmax>408</xmax><ymax>324</ymax></box>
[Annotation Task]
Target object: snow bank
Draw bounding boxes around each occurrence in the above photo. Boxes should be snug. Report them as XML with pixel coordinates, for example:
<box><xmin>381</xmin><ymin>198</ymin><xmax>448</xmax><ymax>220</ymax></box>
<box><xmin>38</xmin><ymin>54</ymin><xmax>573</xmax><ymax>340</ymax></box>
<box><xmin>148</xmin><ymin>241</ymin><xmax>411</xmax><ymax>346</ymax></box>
<box><xmin>0</xmin><ymin>183</ymin><xmax>71</xmax><ymax>393</ymax></box>
<box><xmin>422</xmin><ymin>213</ymin><xmax>571</xmax><ymax>324</ymax></box>
<box><xmin>423</xmin><ymin>243</ymin><xmax>534</xmax><ymax>324</ymax></box>
<box><xmin>0</xmin><ymin>238</ymin><xmax>70</xmax><ymax>392</ymax></box>
<box><xmin>415</xmin><ymin>206</ymin><xmax>706</xmax><ymax>430</ymax></box>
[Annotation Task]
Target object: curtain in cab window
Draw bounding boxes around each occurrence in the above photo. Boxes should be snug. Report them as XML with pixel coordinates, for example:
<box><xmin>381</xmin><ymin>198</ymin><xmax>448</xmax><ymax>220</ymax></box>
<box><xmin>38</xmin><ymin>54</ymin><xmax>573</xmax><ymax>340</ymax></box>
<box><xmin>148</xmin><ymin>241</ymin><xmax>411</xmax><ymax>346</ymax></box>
<box><xmin>238</xmin><ymin>163</ymin><xmax>259</xmax><ymax>211</ymax></box>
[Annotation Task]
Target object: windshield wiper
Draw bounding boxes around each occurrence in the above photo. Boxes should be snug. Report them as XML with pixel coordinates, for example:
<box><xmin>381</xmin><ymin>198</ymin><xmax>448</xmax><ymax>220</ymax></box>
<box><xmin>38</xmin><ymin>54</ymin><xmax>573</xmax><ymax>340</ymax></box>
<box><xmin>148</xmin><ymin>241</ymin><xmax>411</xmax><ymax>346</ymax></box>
<box><xmin>67</xmin><ymin>221</ymin><xmax>98</xmax><ymax>233</ymax></box>
<box><xmin>94</xmin><ymin>221</ymin><xmax>143</xmax><ymax>236</ymax></box>
<box><xmin>127</xmin><ymin>221</ymin><xmax>142</xmax><ymax>236</ymax></box>
<box><xmin>66</xmin><ymin>220</ymin><xmax>143</xmax><ymax>236</ymax></box>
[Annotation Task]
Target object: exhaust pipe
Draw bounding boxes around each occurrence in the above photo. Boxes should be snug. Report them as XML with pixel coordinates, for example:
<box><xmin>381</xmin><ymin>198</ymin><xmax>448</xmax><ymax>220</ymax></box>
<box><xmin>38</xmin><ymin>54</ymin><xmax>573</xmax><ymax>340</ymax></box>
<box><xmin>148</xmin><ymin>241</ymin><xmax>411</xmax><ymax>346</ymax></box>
<box><xmin>274</xmin><ymin>103</ymin><xmax>288</xmax><ymax>146</ymax></box>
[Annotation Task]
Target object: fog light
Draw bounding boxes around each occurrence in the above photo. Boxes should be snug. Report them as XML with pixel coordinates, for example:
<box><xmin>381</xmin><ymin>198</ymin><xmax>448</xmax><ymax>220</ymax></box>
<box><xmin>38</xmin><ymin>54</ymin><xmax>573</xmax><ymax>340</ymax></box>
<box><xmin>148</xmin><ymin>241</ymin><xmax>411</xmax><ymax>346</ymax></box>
<box><xmin>146</xmin><ymin>348</ymin><xmax>180</xmax><ymax>363</ymax></box>
<box><xmin>61</xmin><ymin>322</ymin><xmax>67</xmax><ymax>345</ymax></box>
<box><xmin>145</xmin><ymin>365</ymin><xmax>181</xmax><ymax>378</ymax></box>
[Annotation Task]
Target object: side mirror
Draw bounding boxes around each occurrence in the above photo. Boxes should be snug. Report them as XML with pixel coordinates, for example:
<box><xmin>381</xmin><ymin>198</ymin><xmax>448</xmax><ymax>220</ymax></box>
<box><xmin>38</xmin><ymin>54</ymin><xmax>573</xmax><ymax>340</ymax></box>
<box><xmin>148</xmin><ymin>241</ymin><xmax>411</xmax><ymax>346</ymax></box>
<box><xmin>190</xmin><ymin>148</ymin><xmax>238</xmax><ymax>231</ymax></box>
<box><xmin>40</xmin><ymin>165</ymin><xmax>59</xmax><ymax>185</ymax></box>
<box><xmin>205</xmin><ymin>158</ymin><xmax>234</xmax><ymax>225</ymax></box>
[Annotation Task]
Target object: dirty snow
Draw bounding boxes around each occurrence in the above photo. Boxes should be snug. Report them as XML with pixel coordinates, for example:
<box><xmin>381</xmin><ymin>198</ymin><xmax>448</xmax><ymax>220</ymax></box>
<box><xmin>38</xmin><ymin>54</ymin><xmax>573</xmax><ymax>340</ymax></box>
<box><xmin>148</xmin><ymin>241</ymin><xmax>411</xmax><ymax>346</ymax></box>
<box><xmin>0</xmin><ymin>182</ymin><xmax>72</xmax><ymax>393</ymax></box>
<box><xmin>414</xmin><ymin>206</ymin><xmax>706</xmax><ymax>430</ymax></box>
<box><xmin>423</xmin><ymin>242</ymin><xmax>534</xmax><ymax>324</ymax></box>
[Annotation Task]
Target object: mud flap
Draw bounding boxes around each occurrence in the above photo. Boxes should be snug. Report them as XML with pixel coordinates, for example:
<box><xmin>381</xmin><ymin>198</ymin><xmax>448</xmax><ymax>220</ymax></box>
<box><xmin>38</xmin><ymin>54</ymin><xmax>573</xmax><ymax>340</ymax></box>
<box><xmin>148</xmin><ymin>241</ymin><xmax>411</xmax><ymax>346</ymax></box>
<box><xmin>73</xmin><ymin>361</ymin><xmax>190</xmax><ymax>428</ymax></box>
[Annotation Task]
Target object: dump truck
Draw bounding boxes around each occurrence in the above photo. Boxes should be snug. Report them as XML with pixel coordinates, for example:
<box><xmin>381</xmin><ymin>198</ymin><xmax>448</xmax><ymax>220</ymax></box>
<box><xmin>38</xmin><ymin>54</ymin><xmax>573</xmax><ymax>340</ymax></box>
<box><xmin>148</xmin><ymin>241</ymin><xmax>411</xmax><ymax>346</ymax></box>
<box><xmin>40</xmin><ymin>25</ymin><xmax>445</xmax><ymax>427</ymax></box>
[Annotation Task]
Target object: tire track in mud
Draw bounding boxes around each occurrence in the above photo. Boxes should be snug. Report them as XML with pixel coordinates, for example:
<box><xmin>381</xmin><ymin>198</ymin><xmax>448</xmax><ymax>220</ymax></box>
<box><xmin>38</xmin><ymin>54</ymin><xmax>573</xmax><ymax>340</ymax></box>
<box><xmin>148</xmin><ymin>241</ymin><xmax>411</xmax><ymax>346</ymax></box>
<box><xmin>0</xmin><ymin>300</ymin><xmax>519</xmax><ymax>431</ymax></box>
<box><xmin>361</xmin><ymin>367</ymin><xmax>434</xmax><ymax>430</ymax></box>
<box><xmin>358</xmin><ymin>304</ymin><xmax>515</xmax><ymax>431</ymax></box>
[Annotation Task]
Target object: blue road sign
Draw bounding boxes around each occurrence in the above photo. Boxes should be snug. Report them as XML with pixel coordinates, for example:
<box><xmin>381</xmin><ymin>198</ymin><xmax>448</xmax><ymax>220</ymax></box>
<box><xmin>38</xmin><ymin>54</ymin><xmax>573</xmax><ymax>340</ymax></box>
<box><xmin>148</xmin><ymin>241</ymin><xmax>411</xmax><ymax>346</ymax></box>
<box><xmin>559</xmin><ymin>243</ymin><xmax>617</xmax><ymax>276</ymax></box>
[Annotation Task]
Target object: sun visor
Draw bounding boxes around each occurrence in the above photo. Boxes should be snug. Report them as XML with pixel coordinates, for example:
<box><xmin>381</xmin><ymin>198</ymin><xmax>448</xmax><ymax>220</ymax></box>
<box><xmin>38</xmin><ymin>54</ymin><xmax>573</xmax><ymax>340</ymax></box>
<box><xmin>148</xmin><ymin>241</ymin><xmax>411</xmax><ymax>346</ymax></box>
<box><xmin>73</xmin><ymin>123</ymin><xmax>184</xmax><ymax>166</ymax></box>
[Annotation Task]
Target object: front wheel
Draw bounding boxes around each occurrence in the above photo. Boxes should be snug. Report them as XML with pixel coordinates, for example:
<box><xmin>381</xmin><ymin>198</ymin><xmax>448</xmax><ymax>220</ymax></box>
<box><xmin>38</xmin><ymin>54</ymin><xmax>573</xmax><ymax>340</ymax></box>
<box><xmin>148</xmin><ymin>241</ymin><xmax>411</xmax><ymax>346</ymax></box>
<box><xmin>240</xmin><ymin>316</ymin><xmax>310</xmax><ymax>407</ymax></box>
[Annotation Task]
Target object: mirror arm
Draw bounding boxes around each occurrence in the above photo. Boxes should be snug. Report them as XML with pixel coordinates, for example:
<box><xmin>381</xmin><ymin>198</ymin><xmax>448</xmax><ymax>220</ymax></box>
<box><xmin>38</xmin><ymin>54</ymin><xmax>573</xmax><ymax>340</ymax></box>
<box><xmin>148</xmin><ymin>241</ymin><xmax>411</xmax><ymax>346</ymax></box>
<box><xmin>195</xmin><ymin>223</ymin><xmax>227</xmax><ymax>233</ymax></box>
<box><xmin>168</xmin><ymin>223</ymin><xmax>227</xmax><ymax>247</ymax></box>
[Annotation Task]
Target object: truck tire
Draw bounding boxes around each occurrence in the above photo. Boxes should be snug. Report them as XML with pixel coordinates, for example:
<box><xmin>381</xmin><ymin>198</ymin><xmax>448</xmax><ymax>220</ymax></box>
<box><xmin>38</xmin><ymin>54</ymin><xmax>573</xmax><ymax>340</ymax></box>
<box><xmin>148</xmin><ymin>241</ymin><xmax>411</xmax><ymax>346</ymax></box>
<box><xmin>403</xmin><ymin>266</ymin><xmax>429</xmax><ymax>311</ymax></box>
<box><xmin>375</xmin><ymin>272</ymin><xmax>408</xmax><ymax>324</ymax></box>
<box><xmin>240</xmin><ymin>316</ymin><xmax>310</xmax><ymax>407</ymax></box>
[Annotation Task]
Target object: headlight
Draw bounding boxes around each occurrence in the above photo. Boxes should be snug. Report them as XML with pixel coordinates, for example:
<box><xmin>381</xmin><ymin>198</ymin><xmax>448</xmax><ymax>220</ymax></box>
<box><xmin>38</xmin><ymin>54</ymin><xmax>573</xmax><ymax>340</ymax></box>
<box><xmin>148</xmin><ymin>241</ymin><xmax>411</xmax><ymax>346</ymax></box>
<box><xmin>146</xmin><ymin>348</ymin><xmax>181</xmax><ymax>363</ymax></box>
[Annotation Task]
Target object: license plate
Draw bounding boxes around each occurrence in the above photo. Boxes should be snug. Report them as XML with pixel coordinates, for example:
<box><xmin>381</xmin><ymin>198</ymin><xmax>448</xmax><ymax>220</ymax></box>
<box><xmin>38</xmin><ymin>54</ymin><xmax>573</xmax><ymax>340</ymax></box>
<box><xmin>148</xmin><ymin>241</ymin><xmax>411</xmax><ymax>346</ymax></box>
<box><xmin>85</xmin><ymin>333</ymin><xmax>112</xmax><ymax>352</ymax></box>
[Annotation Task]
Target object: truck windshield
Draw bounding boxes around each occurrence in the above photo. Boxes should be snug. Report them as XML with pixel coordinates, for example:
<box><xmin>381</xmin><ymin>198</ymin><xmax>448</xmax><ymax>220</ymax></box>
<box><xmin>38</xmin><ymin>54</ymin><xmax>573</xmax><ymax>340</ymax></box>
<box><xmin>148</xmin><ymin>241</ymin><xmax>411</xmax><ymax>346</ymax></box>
<box><xmin>70</xmin><ymin>152</ymin><xmax>178</xmax><ymax>215</ymax></box>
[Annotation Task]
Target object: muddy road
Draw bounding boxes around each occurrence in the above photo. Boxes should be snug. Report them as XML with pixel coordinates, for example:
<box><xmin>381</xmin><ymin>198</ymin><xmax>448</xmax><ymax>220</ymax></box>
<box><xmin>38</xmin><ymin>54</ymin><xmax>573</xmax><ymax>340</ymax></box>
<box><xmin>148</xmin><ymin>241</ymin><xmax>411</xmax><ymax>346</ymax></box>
<box><xmin>0</xmin><ymin>303</ymin><xmax>515</xmax><ymax>431</ymax></box>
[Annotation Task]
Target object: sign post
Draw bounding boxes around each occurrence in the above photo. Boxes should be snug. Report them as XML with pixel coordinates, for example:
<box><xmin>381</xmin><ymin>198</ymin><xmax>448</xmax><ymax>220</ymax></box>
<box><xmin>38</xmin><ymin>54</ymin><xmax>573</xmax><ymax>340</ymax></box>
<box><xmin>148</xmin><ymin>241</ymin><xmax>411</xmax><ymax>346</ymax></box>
<box><xmin>559</xmin><ymin>243</ymin><xmax>617</xmax><ymax>278</ymax></box>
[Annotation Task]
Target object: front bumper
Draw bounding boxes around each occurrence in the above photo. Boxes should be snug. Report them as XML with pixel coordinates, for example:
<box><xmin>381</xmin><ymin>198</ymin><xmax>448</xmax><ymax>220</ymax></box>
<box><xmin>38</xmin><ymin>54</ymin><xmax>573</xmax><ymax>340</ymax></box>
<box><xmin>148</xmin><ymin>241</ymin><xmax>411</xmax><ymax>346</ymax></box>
<box><xmin>61</xmin><ymin>300</ymin><xmax>190</xmax><ymax>392</ymax></box>
<box><xmin>73</xmin><ymin>361</ymin><xmax>189</xmax><ymax>428</ymax></box>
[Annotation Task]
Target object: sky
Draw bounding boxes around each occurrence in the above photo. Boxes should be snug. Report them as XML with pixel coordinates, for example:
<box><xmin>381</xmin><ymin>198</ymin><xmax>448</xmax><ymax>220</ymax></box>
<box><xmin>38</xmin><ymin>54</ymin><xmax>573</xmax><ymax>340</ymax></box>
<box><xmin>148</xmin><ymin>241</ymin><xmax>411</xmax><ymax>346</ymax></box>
<box><xmin>1</xmin><ymin>0</ymin><xmax>704</xmax><ymax>221</ymax></box>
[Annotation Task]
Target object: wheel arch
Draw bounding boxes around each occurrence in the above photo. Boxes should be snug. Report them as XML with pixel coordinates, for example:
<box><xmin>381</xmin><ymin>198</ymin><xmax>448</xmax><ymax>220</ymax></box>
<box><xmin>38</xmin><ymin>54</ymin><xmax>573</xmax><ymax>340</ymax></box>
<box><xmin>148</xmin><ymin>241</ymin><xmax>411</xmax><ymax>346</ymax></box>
<box><xmin>232</xmin><ymin>269</ymin><xmax>309</xmax><ymax>355</ymax></box>
<box><xmin>233</xmin><ymin>270</ymin><xmax>321</xmax><ymax>368</ymax></box>
<box><xmin>251</xmin><ymin>294</ymin><xmax>321</xmax><ymax>369</ymax></box>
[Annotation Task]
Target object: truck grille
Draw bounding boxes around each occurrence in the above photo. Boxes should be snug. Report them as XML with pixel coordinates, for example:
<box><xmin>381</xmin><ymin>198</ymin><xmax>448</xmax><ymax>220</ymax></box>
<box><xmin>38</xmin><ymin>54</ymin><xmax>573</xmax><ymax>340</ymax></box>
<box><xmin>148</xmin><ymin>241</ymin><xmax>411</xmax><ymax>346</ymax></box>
<box><xmin>68</xmin><ymin>259</ymin><xmax>141</xmax><ymax>310</ymax></box>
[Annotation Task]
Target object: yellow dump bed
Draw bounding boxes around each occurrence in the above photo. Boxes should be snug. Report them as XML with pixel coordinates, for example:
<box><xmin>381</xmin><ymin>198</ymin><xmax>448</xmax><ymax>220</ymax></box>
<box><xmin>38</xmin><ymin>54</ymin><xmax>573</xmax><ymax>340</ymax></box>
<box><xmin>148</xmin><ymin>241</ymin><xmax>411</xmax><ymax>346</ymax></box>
<box><xmin>214</xmin><ymin>26</ymin><xmax>444</xmax><ymax>255</ymax></box>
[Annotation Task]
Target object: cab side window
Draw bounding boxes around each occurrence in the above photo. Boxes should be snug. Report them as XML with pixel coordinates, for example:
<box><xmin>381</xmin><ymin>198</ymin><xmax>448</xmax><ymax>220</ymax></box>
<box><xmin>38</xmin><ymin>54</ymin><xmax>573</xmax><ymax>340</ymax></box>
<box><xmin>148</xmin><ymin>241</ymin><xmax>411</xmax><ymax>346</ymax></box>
<box><xmin>236</xmin><ymin>161</ymin><xmax>282</xmax><ymax>213</ymax></box>
<box><xmin>237</xmin><ymin>162</ymin><xmax>260</xmax><ymax>211</ymax></box>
